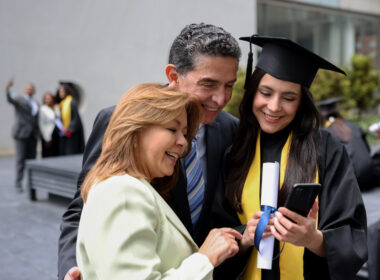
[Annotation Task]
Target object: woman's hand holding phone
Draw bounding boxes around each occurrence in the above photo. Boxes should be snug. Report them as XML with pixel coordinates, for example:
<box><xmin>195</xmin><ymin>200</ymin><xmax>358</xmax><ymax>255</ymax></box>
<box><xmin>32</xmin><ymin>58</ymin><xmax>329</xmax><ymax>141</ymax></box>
<box><xmin>271</xmin><ymin>201</ymin><xmax>326</xmax><ymax>257</ymax></box>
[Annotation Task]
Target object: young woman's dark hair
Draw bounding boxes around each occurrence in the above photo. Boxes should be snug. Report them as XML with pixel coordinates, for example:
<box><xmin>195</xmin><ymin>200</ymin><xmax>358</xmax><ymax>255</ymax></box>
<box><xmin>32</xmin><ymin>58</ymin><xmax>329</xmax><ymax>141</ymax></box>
<box><xmin>225</xmin><ymin>68</ymin><xmax>321</xmax><ymax>212</ymax></box>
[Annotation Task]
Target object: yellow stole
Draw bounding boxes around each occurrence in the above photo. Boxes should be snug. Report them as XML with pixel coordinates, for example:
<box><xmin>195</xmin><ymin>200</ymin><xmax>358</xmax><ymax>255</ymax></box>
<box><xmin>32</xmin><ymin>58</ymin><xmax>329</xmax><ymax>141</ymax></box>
<box><xmin>60</xmin><ymin>95</ymin><xmax>72</xmax><ymax>128</ymax></box>
<box><xmin>238</xmin><ymin>131</ymin><xmax>318</xmax><ymax>280</ymax></box>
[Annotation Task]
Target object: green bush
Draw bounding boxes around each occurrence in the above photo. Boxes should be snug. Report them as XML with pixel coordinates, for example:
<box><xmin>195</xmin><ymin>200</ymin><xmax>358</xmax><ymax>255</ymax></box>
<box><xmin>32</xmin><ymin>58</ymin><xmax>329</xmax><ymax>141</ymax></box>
<box><xmin>311</xmin><ymin>68</ymin><xmax>350</xmax><ymax>103</ymax></box>
<box><xmin>348</xmin><ymin>55</ymin><xmax>379</xmax><ymax>114</ymax></box>
<box><xmin>311</xmin><ymin>54</ymin><xmax>380</xmax><ymax>116</ymax></box>
<box><xmin>225</xmin><ymin>67</ymin><xmax>245</xmax><ymax>118</ymax></box>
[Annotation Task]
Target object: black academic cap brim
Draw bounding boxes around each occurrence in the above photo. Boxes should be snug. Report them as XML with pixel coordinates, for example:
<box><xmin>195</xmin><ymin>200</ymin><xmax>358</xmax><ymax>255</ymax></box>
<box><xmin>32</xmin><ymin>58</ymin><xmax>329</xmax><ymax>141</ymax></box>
<box><xmin>59</xmin><ymin>81</ymin><xmax>75</xmax><ymax>89</ymax></box>
<box><xmin>240</xmin><ymin>35</ymin><xmax>346</xmax><ymax>88</ymax></box>
<box><xmin>316</xmin><ymin>97</ymin><xmax>342</xmax><ymax>111</ymax></box>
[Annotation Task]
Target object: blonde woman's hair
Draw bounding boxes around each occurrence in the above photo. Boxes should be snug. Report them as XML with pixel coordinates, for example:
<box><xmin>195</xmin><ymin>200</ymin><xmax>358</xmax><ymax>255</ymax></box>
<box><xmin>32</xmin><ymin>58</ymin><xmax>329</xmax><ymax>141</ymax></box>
<box><xmin>81</xmin><ymin>83</ymin><xmax>201</xmax><ymax>202</ymax></box>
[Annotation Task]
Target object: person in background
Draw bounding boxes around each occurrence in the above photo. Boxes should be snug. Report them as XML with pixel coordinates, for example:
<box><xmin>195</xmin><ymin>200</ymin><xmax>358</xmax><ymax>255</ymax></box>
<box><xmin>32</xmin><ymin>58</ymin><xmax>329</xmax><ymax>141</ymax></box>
<box><xmin>366</xmin><ymin>120</ymin><xmax>380</xmax><ymax>280</ymax></box>
<box><xmin>369</xmin><ymin>120</ymin><xmax>380</xmax><ymax>187</ymax></box>
<box><xmin>58</xmin><ymin>23</ymin><xmax>241</xmax><ymax>280</ymax></box>
<box><xmin>212</xmin><ymin>35</ymin><xmax>367</xmax><ymax>279</ymax></box>
<box><xmin>76</xmin><ymin>83</ymin><xmax>241</xmax><ymax>279</ymax></box>
<box><xmin>57</xmin><ymin>82</ymin><xmax>85</xmax><ymax>155</ymax></box>
<box><xmin>39</xmin><ymin>92</ymin><xmax>60</xmax><ymax>157</ymax></box>
<box><xmin>5</xmin><ymin>79</ymin><xmax>39</xmax><ymax>193</ymax></box>
<box><xmin>369</xmin><ymin>120</ymin><xmax>380</xmax><ymax>140</ymax></box>
<box><xmin>318</xmin><ymin>97</ymin><xmax>377</xmax><ymax>190</ymax></box>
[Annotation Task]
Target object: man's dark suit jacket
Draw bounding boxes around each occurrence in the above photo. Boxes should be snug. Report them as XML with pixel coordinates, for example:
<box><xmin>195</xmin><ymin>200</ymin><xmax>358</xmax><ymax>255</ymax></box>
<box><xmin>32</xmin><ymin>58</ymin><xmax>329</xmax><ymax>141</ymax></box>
<box><xmin>6</xmin><ymin>92</ymin><xmax>39</xmax><ymax>139</ymax></box>
<box><xmin>57</xmin><ymin>106</ymin><xmax>238</xmax><ymax>280</ymax></box>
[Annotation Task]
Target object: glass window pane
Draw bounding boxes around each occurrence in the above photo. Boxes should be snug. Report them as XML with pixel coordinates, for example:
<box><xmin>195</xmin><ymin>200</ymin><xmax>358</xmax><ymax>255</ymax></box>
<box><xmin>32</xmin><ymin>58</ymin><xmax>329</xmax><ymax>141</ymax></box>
<box><xmin>258</xmin><ymin>2</ymin><xmax>380</xmax><ymax>67</ymax></box>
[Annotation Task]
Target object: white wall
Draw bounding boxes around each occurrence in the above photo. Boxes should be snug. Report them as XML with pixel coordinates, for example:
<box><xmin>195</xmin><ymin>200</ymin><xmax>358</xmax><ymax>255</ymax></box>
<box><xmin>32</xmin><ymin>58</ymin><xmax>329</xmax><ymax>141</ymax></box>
<box><xmin>0</xmin><ymin>0</ymin><xmax>256</xmax><ymax>154</ymax></box>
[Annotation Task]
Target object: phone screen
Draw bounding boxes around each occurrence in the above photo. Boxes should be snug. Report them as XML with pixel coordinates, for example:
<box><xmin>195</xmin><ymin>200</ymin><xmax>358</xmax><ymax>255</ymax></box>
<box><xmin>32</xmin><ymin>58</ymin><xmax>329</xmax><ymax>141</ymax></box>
<box><xmin>284</xmin><ymin>183</ymin><xmax>321</xmax><ymax>217</ymax></box>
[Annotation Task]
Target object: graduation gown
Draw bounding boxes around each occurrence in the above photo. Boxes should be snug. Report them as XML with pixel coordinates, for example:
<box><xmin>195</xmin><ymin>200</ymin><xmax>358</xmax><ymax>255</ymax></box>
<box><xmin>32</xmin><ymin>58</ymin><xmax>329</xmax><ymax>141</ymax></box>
<box><xmin>212</xmin><ymin>129</ymin><xmax>368</xmax><ymax>280</ymax></box>
<box><xmin>59</xmin><ymin>98</ymin><xmax>85</xmax><ymax>155</ymax></box>
<box><xmin>368</xmin><ymin>218</ymin><xmax>380</xmax><ymax>280</ymax></box>
<box><xmin>325</xmin><ymin>121</ymin><xmax>376</xmax><ymax>189</ymax></box>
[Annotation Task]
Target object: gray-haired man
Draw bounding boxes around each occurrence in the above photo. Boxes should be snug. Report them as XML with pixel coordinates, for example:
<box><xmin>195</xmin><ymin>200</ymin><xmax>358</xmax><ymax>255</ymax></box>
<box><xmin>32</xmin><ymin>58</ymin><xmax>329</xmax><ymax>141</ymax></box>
<box><xmin>58</xmin><ymin>23</ymin><xmax>241</xmax><ymax>280</ymax></box>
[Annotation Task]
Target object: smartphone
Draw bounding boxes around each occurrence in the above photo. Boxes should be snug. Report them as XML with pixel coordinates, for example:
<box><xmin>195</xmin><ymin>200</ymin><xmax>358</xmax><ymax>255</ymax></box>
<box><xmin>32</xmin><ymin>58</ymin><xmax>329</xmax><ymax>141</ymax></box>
<box><xmin>284</xmin><ymin>183</ymin><xmax>321</xmax><ymax>217</ymax></box>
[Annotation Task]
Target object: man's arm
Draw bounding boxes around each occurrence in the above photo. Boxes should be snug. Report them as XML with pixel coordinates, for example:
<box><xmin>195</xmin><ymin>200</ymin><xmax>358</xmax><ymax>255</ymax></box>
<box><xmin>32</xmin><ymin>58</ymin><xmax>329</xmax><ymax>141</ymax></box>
<box><xmin>57</xmin><ymin>106</ymin><xmax>114</xmax><ymax>280</ymax></box>
<box><xmin>5</xmin><ymin>79</ymin><xmax>16</xmax><ymax>105</ymax></box>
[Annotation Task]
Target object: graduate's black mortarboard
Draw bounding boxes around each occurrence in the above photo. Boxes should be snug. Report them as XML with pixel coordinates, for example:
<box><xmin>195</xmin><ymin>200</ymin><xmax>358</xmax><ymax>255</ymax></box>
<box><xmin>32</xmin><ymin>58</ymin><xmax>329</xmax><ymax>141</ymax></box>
<box><xmin>59</xmin><ymin>81</ymin><xmax>76</xmax><ymax>93</ymax></box>
<box><xmin>57</xmin><ymin>81</ymin><xmax>82</xmax><ymax>103</ymax></box>
<box><xmin>316</xmin><ymin>97</ymin><xmax>342</xmax><ymax>112</ymax></box>
<box><xmin>240</xmin><ymin>35</ymin><xmax>346</xmax><ymax>88</ymax></box>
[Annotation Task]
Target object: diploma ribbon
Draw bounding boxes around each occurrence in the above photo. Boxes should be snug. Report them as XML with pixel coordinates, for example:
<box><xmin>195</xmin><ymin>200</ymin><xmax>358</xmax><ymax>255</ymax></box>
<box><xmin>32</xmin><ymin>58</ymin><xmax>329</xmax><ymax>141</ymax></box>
<box><xmin>254</xmin><ymin>205</ymin><xmax>277</xmax><ymax>254</ymax></box>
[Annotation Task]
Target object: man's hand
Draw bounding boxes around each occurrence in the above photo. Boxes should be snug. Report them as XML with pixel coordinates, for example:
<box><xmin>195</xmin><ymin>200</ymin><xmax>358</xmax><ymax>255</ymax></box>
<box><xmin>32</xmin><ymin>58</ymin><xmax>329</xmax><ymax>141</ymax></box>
<box><xmin>64</xmin><ymin>266</ymin><xmax>81</xmax><ymax>280</ymax></box>
<box><xmin>6</xmin><ymin>79</ymin><xmax>13</xmax><ymax>91</ymax></box>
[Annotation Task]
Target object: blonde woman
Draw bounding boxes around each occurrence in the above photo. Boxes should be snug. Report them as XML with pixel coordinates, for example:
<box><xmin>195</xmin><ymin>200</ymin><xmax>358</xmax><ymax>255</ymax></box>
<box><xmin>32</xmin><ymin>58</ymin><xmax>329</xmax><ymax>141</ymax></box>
<box><xmin>76</xmin><ymin>83</ymin><xmax>242</xmax><ymax>280</ymax></box>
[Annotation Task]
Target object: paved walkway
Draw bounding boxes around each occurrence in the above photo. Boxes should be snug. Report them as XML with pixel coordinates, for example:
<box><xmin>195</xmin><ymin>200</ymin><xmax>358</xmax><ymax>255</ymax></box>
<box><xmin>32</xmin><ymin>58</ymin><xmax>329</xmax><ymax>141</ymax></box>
<box><xmin>0</xmin><ymin>156</ymin><xmax>71</xmax><ymax>280</ymax></box>
<box><xmin>0</xmin><ymin>153</ymin><xmax>379</xmax><ymax>280</ymax></box>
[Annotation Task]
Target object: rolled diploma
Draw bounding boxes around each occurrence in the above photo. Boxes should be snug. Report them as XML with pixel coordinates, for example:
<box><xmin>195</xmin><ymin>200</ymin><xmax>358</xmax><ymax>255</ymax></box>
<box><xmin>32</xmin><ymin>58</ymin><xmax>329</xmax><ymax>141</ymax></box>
<box><xmin>257</xmin><ymin>162</ymin><xmax>279</xmax><ymax>270</ymax></box>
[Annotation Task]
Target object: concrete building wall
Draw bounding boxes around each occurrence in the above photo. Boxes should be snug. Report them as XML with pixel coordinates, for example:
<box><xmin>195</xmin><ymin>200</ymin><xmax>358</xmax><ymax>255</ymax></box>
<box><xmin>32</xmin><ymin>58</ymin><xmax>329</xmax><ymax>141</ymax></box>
<box><xmin>292</xmin><ymin>0</ymin><xmax>380</xmax><ymax>15</ymax></box>
<box><xmin>0</xmin><ymin>0</ymin><xmax>256</xmax><ymax>154</ymax></box>
<box><xmin>340</xmin><ymin>0</ymin><xmax>380</xmax><ymax>16</ymax></box>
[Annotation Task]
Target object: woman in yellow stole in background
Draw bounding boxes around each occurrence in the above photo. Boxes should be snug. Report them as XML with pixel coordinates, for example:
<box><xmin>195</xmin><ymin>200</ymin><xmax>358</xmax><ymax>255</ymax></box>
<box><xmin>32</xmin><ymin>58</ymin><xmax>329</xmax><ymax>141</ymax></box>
<box><xmin>212</xmin><ymin>35</ymin><xmax>367</xmax><ymax>280</ymax></box>
<box><xmin>58</xmin><ymin>82</ymin><xmax>85</xmax><ymax>155</ymax></box>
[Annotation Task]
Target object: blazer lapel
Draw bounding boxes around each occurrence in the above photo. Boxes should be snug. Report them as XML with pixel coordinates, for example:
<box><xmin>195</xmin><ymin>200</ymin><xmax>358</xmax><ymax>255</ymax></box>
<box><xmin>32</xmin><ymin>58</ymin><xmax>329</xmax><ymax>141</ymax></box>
<box><xmin>190</xmin><ymin>121</ymin><xmax>222</xmax><ymax>244</ymax></box>
<box><xmin>168</xmin><ymin>161</ymin><xmax>193</xmax><ymax>235</ymax></box>
<box><xmin>19</xmin><ymin>96</ymin><xmax>32</xmax><ymax>114</ymax></box>
<box><xmin>156</xmin><ymin>184</ymin><xmax>198</xmax><ymax>250</ymax></box>
<box><xmin>204</xmin><ymin>121</ymin><xmax>222</xmax><ymax>201</ymax></box>
<box><xmin>164</xmin><ymin>207</ymin><xmax>198</xmax><ymax>250</ymax></box>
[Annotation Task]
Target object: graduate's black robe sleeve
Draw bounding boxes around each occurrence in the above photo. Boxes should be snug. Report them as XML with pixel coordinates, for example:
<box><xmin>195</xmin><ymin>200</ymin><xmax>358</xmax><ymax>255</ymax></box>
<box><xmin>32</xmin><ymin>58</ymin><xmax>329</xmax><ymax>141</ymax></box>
<box><xmin>309</xmin><ymin>130</ymin><xmax>368</xmax><ymax>280</ymax></box>
<box><xmin>68</xmin><ymin>99</ymin><xmax>82</xmax><ymax>134</ymax></box>
<box><xmin>57</xmin><ymin>106</ymin><xmax>114</xmax><ymax>280</ymax></box>
<box><xmin>67</xmin><ymin>99</ymin><xmax>85</xmax><ymax>153</ymax></box>
<box><xmin>368</xmin><ymin>218</ymin><xmax>380</xmax><ymax>280</ymax></box>
<box><xmin>339</xmin><ymin>122</ymin><xmax>375</xmax><ymax>189</ymax></box>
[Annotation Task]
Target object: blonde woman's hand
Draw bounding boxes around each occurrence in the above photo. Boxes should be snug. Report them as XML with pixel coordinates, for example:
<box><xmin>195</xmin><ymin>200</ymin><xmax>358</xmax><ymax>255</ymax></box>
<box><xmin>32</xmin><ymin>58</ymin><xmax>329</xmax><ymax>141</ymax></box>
<box><xmin>198</xmin><ymin>228</ymin><xmax>242</xmax><ymax>267</ymax></box>
<box><xmin>271</xmin><ymin>200</ymin><xmax>325</xmax><ymax>257</ymax></box>
<box><xmin>63</xmin><ymin>266</ymin><xmax>81</xmax><ymax>280</ymax></box>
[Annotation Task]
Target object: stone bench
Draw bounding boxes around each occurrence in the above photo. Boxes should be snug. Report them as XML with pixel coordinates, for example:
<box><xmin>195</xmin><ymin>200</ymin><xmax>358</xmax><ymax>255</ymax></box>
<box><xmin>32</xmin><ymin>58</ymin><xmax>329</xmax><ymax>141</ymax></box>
<box><xmin>25</xmin><ymin>154</ymin><xmax>82</xmax><ymax>201</ymax></box>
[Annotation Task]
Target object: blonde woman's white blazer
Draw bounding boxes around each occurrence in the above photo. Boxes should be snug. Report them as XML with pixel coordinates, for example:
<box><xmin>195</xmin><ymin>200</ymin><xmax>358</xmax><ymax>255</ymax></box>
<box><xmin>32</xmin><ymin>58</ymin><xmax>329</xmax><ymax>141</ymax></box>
<box><xmin>77</xmin><ymin>174</ymin><xmax>213</xmax><ymax>279</ymax></box>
